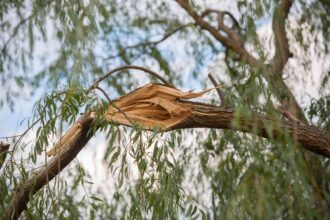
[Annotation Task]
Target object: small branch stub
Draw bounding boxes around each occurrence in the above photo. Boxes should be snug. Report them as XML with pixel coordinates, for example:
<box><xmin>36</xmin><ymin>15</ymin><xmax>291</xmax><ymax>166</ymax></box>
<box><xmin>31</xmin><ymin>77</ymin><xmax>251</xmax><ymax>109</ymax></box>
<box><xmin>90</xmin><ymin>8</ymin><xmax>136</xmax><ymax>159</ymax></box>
<box><xmin>0</xmin><ymin>141</ymin><xmax>10</xmax><ymax>169</ymax></box>
<box><xmin>208</xmin><ymin>73</ymin><xmax>226</xmax><ymax>107</ymax></box>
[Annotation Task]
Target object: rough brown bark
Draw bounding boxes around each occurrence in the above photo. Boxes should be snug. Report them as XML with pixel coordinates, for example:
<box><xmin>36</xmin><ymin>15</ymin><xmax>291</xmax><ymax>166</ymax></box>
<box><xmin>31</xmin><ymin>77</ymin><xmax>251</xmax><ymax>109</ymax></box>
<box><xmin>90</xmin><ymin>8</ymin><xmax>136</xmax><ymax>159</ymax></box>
<box><xmin>268</xmin><ymin>0</ymin><xmax>307</xmax><ymax>122</ymax></box>
<box><xmin>175</xmin><ymin>0</ymin><xmax>259</xmax><ymax>68</ymax></box>
<box><xmin>272</xmin><ymin>0</ymin><xmax>293</xmax><ymax>74</ymax></box>
<box><xmin>0</xmin><ymin>142</ymin><xmax>10</xmax><ymax>169</ymax></box>
<box><xmin>179</xmin><ymin>103</ymin><xmax>330</xmax><ymax>157</ymax></box>
<box><xmin>1</xmin><ymin>115</ymin><xmax>94</xmax><ymax>220</ymax></box>
<box><xmin>2</xmin><ymin>1</ymin><xmax>329</xmax><ymax>218</ymax></box>
<box><xmin>265</xmin><ymin>71</ymin><xmax>307</xmax><ymax>122</ymax></box>
<box><xmin>2</xmin><ymin>101</ymin><xmax>330</xmax><ymax>220</ymax></box>
<box><xmin>176</xmin><ymin>0</ymin><xmax>305</xmax><ymax>122</ymax></box>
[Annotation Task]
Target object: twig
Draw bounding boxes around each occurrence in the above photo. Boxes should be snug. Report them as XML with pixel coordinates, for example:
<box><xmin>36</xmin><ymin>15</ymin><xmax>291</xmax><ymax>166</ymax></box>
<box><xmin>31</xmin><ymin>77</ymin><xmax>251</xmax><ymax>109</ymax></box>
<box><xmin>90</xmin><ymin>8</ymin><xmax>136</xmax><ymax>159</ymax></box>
<box><xmin>0</xmin><ymin>119</ymin><xmax>40</xmax><ymax>140</ymax></box>
<box><xmin>0</xmin><ymin>90</ymin><xmax>68</xmax><ymax>173</ymax></box>
<box><xmin>2</xmin><ymin>0</ymin><xmax>55</xmax><ymax>55</ymax></box>
<box><xmin>0</xmin><ymin>118</ymin><xmax>41</xmax><ymax>175</ymax></box>
<box><xmin>94</xmin><ymin>86</ymin><xmax>112</xmax><ymax>103</ymax></box>
<box><xmin>107</xmin><ymin>23</ymin><xmax>194</xmax><ymax>59</ymax></box>
<box><xmin>0</xmin><ymin>134</ymin><xmax>22</xmax><ymax>139</ymax></box>
<box><xmin>2</xmin><ymin>15</ymin><xmax>33</xmax><ymax>55</ymax></box>
<box><xmin>89</xmin><ymin>65</ymin><xmax>173</xmax><ymax>90</ymax></box>
<box><xmin>94</xmin><ymin>86</ymin><xmax>133</xmax><ymax>124</ymax></box>
<box><xmin>208</xmin><ymin>73</ymin><xmax>226</xmax><ymax>107</ymax></box>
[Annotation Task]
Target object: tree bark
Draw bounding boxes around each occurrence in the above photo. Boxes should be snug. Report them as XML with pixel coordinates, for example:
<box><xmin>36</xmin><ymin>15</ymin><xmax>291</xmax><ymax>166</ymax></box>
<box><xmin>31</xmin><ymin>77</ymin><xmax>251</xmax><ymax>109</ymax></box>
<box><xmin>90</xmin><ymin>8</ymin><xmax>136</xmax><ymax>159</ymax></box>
<box><xmin>175</xmin><ymin>0</ymin><xmax>306</xmax><ymax>122</ymax></box>
<box><xmin>1</xmin><ymin>115</ymin><xmax>94</xmax><ymax>220</ymax></box>
<box><xmin>2</xmin><ymin>102</ymin><xmax>330</xmax><ymax>220</ymax></box>
<box><xmin>178</xmin><ymin>103</ymin><xmax>330</xmax><ymax>157</ymax></box>
<box><xmin>0</xmin><ymin>142</ymin><xmax>10</xmax><ymax>170</ymax></box>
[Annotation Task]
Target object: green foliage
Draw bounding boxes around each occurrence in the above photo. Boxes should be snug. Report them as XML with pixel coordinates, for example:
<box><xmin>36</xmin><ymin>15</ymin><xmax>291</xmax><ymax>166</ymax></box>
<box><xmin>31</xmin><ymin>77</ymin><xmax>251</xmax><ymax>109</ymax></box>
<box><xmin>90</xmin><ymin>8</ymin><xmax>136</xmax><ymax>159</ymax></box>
<box><xmin>1</xmin><ymin>0</ymin><xmax>330</xmax><ymax>219</ymax></box>
<box><xmin>308</xmin><ymin>96</ymin><xmax>330</xmax><ymax>131</ymax></box>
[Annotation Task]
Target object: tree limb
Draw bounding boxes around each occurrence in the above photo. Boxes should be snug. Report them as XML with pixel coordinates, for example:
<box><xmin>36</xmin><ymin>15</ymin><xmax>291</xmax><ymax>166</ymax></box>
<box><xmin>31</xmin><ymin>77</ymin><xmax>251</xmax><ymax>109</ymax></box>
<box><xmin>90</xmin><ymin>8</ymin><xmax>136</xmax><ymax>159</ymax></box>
<box><xmin>175</xmin><ymin>0</ymin><xmax>259</xmax><ymax>68</ymax></box>
<box><xmin>266</xmin><ymin>0</ymin><xmax>306</xmax><ymax>121</ymax></box>
<box><xmin>179</xmin><ymin>104</ymin><xmax>330</xmax><ymax>157</ymax></box>
<box><xmin>1</xmin><ymin>115</ymin><xmax>95</xmax><ymax>220</ymax></box>
<box><xmin>176</xmin><ymin>0</ymin><xmax>304</xmax><ymax>122</ymax></box>
<box><xmin>2</xmin><ymin>95</ymin><xmax>330</xmax><ymax>219</ymax></box>
<box><xmin>271</xmin><ymin>0</ymin><xmax>294</xmax><ymax>74</ymax></box>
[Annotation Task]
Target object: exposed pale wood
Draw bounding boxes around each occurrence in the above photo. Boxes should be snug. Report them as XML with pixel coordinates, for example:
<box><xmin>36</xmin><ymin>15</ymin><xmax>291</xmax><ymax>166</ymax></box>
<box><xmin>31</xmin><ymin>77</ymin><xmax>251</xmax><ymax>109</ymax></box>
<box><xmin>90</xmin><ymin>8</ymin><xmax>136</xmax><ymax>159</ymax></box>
<box><xmin>1</xmin><ymin>115</ymin><xmax>94</xmax><ymax>220</ymax></box>
<box><xmin>3</xmin><ymin>84</ymin><xmax>330</xmax><ymax>220</ymax></box>
<box><xmin>104</xmin><ymin>83</ymin><xmax>212</xmax><ymax>130</ymax></box>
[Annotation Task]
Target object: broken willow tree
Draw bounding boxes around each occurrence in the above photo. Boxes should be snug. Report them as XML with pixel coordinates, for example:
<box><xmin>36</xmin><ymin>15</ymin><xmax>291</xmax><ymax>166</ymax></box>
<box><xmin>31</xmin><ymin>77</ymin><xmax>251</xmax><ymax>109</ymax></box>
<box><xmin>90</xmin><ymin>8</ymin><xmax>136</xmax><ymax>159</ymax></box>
<box><xmin>1</xmin><ymin>0</ymin><xmax>330</xmax><ymax>219</ymax></box>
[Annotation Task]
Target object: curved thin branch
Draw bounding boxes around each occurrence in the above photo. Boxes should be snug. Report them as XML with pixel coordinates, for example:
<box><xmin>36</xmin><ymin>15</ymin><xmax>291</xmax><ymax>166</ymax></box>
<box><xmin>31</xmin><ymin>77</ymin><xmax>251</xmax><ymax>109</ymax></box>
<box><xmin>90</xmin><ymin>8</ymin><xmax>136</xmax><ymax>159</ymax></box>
<box><xmin>208</xmin><ymin>73</ymin><xmax>226</xmax><ymax>107</ymax></box>
<box><xmin>94</xmin><ymin>86</ymin><xmax>112</xmax><ymax>102</ymax></box>
<box><xmin>2</xmin><ymin>15</ymin><xmax>32</xmax><ymax>55</ymax></box>
<box><xmin>107</xmin><ymin>23</ymin><xmax>193</xmax><ymax>60</ymax></box>
<box><xmin>90</xmin><ymin>86</ymin><xmax>134</xmax><ymax>131</ymax></box>
<box><xmin>0</xmin><ymin>118</ymin><xmax>41</xmax><ymax>177</ymax></box>
<box><xmin>89</xmin><ymin>65</ymin><xmax>174</xmax><ymax>90</ymax></box>
<box><xmin>1</xmin><ymin>0</ymin><xmax>55</xmax><ymax>55</ymax></box>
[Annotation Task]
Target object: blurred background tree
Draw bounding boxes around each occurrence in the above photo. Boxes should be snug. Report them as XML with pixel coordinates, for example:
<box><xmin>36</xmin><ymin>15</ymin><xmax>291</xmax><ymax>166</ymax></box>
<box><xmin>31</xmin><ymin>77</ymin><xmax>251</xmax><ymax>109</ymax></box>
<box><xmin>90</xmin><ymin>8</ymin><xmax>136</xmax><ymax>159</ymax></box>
<box><xmin>0</xmin><ymin>0</ymin><xmax>330</xmax><ymax>219</ymax></box>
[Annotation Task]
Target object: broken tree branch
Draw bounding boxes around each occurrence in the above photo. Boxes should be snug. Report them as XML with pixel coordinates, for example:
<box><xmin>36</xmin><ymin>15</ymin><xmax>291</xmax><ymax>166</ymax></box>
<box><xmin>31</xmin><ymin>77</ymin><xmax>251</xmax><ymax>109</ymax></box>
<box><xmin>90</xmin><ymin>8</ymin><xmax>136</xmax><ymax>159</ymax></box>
<box><xmin>100</xmin><ymin>83</ymin><xmax>330</xmax><ymax>157</ymax></box>
<box><xmin>1</xmin><ymin>115</ymin><xmax>94</xmax><ymax>220</ymax></box>
<box><xmin>2</xmin><ymin>83</ymin><xmax>330</xmax><ymax>220</ymax></box>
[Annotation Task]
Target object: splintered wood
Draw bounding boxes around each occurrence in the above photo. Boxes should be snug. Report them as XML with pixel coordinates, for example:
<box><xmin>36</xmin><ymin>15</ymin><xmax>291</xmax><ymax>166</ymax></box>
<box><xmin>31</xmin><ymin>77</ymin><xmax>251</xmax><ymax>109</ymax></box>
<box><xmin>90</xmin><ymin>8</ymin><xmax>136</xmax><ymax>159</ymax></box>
<box><xmin>104</xmin><ymin>83</ymin><xmax>211</xmax><ymax>130</ymax></box>
<box><xmin>47</xmin><ymin>83</ymin><xmax>212</xmax><ymax>156</ymax></box>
